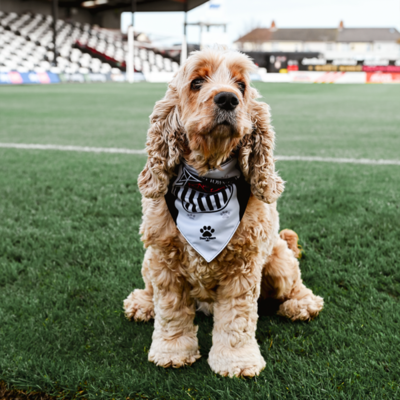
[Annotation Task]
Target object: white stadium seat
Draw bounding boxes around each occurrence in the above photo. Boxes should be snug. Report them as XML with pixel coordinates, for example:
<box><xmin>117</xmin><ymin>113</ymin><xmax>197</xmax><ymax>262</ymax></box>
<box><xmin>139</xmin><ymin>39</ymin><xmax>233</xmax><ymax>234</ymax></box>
<box><xmin>0</xmin><ymin>10</ymin><xmax>179</xmax><ymax>76</ymax></box>
<box><xmin>172</xmin><ymin>62</ymin><xmax>179</xmax><ymax>72</ymax></box>
<box><xmin>142</xmin><ymin>60</ymin><xmax>151</xmax><ymax>74</ymax></box>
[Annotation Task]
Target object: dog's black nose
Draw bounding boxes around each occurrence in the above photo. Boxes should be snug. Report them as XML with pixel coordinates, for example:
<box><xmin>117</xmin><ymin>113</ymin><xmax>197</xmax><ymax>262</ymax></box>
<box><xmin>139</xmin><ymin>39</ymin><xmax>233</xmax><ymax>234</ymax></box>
<box><xmin>214</xmin><ymin>92</ymin><xmax>239</xmax><ymax>111</ymax></box>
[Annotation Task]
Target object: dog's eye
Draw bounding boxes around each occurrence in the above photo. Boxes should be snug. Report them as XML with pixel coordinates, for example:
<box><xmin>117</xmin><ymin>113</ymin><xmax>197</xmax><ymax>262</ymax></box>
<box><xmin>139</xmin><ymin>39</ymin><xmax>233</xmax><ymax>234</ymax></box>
<box><xmin>191</xmin><ymin>78</ymin><xmax>205</xmax><ymax>91</ymax></box>
<box><xmin>237</xmin><ymin>82</ymin><xmax>246</xmax><ymax>94</ymax></box>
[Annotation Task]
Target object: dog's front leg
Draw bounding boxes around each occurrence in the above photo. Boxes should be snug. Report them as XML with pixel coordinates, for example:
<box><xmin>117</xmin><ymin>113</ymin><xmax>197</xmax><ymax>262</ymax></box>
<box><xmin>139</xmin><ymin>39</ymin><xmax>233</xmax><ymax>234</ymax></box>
<box><xmin>208</xmin><ymin>266</ymin><xmax>266</xmax><ymax>378</ymax></box>
<box><xmin>149</xmin><ymin>268</ymin><xmax>201</xmax><ymax>368</ymax></box>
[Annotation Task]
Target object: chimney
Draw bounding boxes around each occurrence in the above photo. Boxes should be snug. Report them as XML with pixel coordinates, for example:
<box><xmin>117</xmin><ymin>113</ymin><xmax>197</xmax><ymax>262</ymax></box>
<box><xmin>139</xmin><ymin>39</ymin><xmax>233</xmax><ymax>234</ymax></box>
<box><xmin>270</xmin><ymin>20</ymin><xmax>277</xmax><ymax>31</ymax></box>
<box><xmin>338</xmin><ymin>20</ymin><xmax>344</xmax><ymax>31</ymax></box>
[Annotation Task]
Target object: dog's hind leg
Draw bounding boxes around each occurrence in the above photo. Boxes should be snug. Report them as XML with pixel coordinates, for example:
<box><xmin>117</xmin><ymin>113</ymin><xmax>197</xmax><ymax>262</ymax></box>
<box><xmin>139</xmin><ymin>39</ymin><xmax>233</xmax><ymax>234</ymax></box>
<box><xmin>261</xmin><ymin>232</ymin><xmax>324</xmax><ymax>321</ymax></box>
<box><xmin>123</xmin><ymin>249</ymin><xmax>154</xmax><ymax>322</ymax></box>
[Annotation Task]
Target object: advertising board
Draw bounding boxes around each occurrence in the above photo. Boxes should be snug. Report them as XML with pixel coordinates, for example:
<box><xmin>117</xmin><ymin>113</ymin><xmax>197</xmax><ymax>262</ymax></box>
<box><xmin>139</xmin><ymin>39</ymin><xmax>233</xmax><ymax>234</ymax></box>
<box><xmin>366</xmin><ymin>72</ymin><xmax>400</xmax><ymax>83</ymax></box>
<box><xmin>0</xmin><ymin>71</ymin><xmax>60</xmax><ymax>84</ymax></box>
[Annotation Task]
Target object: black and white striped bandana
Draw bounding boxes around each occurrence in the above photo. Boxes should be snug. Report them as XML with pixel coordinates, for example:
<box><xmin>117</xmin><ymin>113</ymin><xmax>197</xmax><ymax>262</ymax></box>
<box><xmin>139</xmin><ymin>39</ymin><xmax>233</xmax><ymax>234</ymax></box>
<box><xmin>165</xmin><ymin>158</ymin><xmax>251</xmax><ymax>262</ymax></box>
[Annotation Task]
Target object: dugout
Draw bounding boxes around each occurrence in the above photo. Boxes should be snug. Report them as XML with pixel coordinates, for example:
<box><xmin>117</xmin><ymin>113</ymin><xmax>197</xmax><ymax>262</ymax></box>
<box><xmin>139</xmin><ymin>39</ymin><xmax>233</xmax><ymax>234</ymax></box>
<box><xmin>243</xmin><ymin>51</ymin><xmax>321</xmax><ymax>73</ymax></box>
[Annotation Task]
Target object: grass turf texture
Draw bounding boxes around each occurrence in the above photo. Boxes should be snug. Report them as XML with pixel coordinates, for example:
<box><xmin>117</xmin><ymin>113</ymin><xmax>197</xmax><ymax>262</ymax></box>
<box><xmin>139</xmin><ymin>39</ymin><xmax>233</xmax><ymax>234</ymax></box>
<box><xmin>0</xmin><ymin>83</ymin><xmax>399</xmax><ymax>399</ymax></box>
<box><xmin>1</xmin><ymin>83</ymin><xmax>400</xmax><ymax>160</ymax></box>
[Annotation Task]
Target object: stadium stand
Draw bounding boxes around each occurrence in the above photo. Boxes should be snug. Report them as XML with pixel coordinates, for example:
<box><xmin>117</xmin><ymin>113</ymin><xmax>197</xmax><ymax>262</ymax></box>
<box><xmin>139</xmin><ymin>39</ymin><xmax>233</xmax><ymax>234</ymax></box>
<box><xmin>76</xmin><ymin>29</ymin><xmax>180</xmax><ymax>73</ymax></box>
<box><xmin>0</xmin><ymin>10</ymin><xmax>179</xmax><ymax>75</ymax></box>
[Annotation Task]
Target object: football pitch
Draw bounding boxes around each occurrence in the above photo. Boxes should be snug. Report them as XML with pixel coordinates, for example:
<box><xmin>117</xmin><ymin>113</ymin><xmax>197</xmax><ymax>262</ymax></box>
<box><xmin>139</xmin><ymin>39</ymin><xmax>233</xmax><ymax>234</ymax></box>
<box><xmin>0</xmin><ymin>83</ymin><xmax>399</xmax><ymax>400</ymax></box>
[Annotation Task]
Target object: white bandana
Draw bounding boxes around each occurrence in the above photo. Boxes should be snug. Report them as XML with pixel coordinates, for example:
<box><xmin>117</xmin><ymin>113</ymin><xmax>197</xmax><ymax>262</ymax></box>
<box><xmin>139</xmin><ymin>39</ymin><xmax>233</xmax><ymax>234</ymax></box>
<box><xmin>165</xmin><ymin>158</ymin><xmax>251</xmax><ymax>262</ymax></box>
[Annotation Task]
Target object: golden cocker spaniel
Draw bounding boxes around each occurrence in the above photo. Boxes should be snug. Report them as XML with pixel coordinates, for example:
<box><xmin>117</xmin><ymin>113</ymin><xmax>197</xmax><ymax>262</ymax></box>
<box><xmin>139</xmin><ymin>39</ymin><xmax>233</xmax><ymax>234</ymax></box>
<box><xmin>124</xmin><ymin>48</ymin><xmax>324</xmax><ymax>378</ymax></box>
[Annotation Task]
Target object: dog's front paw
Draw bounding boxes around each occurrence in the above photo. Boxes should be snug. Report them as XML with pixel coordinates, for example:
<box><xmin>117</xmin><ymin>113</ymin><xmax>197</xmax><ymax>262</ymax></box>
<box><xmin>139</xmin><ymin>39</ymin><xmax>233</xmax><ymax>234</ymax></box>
<box><xmin>208</xmin><ymin>340</ymin><xmax>266</xmax><ymax>378</ymax></box>
<box><xmin>149</xmin><ymin>336</ymin><xmax>201</xmax><ymax>368</ymax></box>
<box><xmin>123</xmin><ymin>289</ymin><xmax>154</xmax><ymax>322</ymax></box>
<box><xmin>278</xmin><ymin>294</ymin><xmax>324</xmax><ymax>321</ymax></box>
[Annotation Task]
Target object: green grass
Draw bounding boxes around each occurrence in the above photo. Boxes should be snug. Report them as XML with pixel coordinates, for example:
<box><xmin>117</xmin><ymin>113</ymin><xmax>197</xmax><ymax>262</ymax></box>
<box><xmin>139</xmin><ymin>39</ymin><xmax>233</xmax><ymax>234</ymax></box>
<box><xmin>0</xmin><ymin>83</ymin><xmax>163</xmax><ymax>150</ymax></box>
<box><xmin>1</xmin><ymin>83</ymin><xmax>399</xmax><ymax>159</ymax></box>
<box><xmin>0</xmin><ymin>83</ymin><xmax>399</xmax><ymax>399</ymax></box>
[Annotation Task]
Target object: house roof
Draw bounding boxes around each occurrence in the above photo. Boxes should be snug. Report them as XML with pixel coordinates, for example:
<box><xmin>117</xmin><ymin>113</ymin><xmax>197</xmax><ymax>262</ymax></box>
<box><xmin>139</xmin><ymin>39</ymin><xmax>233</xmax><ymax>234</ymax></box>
<box><xmin>235</xmin><ymin>27</ymin><xmax>400</xmax><ymax>43</ymax></box>
<box><xmin>337</xmin><ymin>28</ymin><xmax>400</xmax><ymax>42</ymax></box>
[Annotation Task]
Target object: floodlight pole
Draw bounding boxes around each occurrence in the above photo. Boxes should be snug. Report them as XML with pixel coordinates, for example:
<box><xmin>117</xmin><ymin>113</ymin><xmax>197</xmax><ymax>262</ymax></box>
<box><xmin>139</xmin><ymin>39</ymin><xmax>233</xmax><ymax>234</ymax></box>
<box><xmin>52</xmin><ymin>0</ymin><xmax>58</xmax><ymax>66</ymax></box>
<box><xmin>180</xmin><ymin>0</ymin><xmax>188</xmax><ymax>65</ymax></box>
<box><xmin>127</xmin><ymin>0</ymin><xmax>136</xmax><ymax>83</ymax></box>
<box><xmin>127</xmin><ymin>27</ymin><xmax>135</xmax><ymax>83</ymax></box>
<box><xmin>131</xmin><ymin>0</ymin><xmax>136</xmax><ymax>27</ymax></box>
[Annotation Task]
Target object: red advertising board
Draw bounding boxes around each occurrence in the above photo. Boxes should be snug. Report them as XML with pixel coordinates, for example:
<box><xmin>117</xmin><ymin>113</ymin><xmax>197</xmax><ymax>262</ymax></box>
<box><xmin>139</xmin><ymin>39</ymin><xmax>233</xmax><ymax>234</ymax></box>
<box><xmin>366</xmin><ymin>72</ymin><xmax>400</xmax><ymax>83</ymax></box>
<box><xmin>363</xmin><ymin>66</ymin><xmax>400</xmax><ymax>73</ymax></box>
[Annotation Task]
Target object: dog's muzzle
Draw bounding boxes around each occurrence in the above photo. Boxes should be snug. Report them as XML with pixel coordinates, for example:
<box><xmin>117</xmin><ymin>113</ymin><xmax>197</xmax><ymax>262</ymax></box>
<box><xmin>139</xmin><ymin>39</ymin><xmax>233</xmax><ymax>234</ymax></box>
<box><xmin>214</xmin><ymin>92</ymin><xmax>239</xmax><ymax>111</ymax></box>
<box><xmin>213</xmin><ymin>92</ymin><xmax>239</xmax><ymax>129</ymax></box>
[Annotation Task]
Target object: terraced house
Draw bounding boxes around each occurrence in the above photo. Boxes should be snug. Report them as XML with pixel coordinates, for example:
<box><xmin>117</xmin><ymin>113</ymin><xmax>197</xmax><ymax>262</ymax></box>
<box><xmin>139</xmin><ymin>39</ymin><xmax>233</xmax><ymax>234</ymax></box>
<box><xmin>234</xmin><ymin>21</ymin><xmax>400</xmax><ymax>63</ymax></box>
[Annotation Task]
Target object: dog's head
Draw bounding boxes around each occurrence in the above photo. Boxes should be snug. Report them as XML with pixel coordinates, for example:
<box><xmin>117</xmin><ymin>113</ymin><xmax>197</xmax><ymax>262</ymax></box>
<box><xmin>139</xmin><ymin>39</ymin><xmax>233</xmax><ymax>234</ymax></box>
<box><xmin>138</xmin><ymin>48</ymin><xmax>284</xmax><ymax>204</ymax></box>
<box><xmin>175</xmin><ymin>50</ymin><xmax>254</xmax><ymax>170</ymax></box>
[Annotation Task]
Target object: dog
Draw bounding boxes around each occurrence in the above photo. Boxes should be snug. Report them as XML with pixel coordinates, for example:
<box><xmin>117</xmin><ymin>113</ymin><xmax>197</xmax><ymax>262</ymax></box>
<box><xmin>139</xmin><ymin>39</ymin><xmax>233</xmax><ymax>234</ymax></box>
<box><xmin>124</xmin><ymin>48</ymin><xmax>323</xmax><ymax>378</ymax></box>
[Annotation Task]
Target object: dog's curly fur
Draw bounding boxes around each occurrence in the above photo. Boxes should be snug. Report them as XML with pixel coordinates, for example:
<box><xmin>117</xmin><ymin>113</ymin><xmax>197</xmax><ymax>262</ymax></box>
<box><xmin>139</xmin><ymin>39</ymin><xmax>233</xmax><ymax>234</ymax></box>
<box><xmin>124</xmin><ymin>49</ymin><xmax>324</xmax><ymax>378</ymax></box>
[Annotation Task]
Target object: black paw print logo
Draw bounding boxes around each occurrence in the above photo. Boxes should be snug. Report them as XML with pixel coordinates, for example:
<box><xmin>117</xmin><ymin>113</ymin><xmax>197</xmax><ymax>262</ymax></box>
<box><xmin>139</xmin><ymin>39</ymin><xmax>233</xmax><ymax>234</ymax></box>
<box><xmin>200</xmin><ymin>226</ymin><xmax>215</xmax><ymax>241</ymax></box>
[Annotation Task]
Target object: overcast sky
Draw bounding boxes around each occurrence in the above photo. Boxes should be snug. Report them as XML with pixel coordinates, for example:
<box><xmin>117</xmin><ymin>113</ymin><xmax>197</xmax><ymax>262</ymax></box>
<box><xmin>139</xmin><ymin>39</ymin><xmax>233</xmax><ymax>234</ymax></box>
<box><xmin>121</xmin><ymin>0</ymin><xmax>400</xmax><ymax>46</ymax></box>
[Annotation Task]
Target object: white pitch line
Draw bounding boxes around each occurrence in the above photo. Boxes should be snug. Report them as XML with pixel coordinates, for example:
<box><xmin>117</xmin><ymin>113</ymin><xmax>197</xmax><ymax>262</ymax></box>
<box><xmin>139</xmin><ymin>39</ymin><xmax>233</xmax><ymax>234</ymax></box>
<box><xmin>275</xmin><ymin>155</ymin><xmax>400</xmax><ymax>166</ymax></box>
<box><xmin>1</xmin><ymin>143</ymin><xmax>399</xmax><ymax>166</ymax></box>
<box><xmin>0</xmin><ymin>143</ymin><xmax>147</xmax><ymax>154</ymax></box>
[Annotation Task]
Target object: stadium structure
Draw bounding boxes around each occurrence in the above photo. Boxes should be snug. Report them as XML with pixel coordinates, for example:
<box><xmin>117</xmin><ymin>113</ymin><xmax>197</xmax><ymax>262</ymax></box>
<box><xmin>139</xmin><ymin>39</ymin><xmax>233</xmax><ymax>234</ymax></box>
<box><xmin>0</xmin><ymin>0</ymin><xmax>207</xmax><ymax>83</ymax></box>
<box><xmin>2</xmin><ymin>0</ymin><xmax>400</xmax><ymax>84</ymax></box>
<box><xmin>235</xmin><ymin>20</ymin><xmax>400</xmax><ymax>73</ymax></box>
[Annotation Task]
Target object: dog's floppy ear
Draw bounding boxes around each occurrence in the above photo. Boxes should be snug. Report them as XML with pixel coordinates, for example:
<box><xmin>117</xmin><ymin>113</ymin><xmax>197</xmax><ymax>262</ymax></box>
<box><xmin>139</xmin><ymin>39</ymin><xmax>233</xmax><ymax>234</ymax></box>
<box><xmin>138</xmin><ymin>81</ymin><xmax>185</xmax><ymax>198</ymax></box>
<box><xmin>238</xmin><ymin>90</ymin><xmax>284</xmax><ymax>204</ymax></box>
